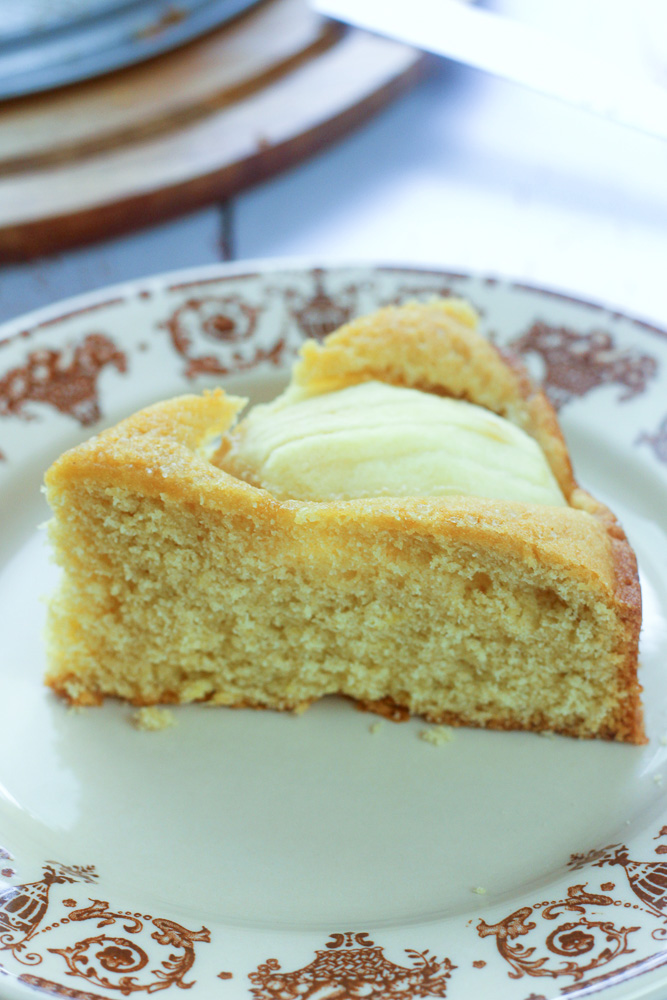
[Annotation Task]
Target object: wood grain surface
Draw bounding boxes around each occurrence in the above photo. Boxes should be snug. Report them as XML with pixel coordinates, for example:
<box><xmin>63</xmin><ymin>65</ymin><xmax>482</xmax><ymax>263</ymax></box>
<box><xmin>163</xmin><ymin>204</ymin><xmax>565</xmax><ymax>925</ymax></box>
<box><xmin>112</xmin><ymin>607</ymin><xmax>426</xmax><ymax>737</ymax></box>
<box><xmin>0</xmin><ymin>0</ymin><xmax>423</xmax><ymax>261</ymax></box>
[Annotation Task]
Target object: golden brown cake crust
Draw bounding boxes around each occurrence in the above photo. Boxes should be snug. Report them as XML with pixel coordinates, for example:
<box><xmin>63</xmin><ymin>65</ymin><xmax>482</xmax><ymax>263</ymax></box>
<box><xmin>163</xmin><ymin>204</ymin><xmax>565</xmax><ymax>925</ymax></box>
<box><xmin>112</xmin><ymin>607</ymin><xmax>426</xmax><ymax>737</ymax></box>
<box><xmin>44</xmin><ymin>300</ymin><xmax>644</xmax><ymax>743</ymax></box>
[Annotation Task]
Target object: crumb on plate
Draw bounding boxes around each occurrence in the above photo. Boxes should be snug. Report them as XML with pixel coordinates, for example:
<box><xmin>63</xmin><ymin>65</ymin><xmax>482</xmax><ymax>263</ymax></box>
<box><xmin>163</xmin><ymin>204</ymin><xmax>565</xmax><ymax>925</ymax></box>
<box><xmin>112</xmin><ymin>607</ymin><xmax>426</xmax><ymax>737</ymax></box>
<box><xmin>420</xmin><ymin>725</ymin><xmax>455</xmax><ymax>746</ymax></box>
<box><xmin>132</xmin><ymin>706</ymin><xmax>176</xmax><ymax>731</ymax></box>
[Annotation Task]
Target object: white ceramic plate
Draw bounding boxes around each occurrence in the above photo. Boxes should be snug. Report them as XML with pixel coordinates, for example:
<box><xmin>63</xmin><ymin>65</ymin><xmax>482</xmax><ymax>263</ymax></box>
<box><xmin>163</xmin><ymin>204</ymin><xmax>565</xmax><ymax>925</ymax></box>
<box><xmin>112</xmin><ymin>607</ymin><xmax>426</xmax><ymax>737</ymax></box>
<box><xmin>1</xmin><ymin>263</ymin><xmax>667</xmax><ymax>1000</ymax></box>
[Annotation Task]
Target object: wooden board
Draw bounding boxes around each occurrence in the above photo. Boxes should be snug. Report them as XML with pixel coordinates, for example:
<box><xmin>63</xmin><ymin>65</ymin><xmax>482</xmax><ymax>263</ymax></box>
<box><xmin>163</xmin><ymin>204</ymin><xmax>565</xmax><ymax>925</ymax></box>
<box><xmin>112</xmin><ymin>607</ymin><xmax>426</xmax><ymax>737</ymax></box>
<box><xmin>0</xmin><ymin>0</ymin><xmax>424</xmax><ymax>260</ymax></box>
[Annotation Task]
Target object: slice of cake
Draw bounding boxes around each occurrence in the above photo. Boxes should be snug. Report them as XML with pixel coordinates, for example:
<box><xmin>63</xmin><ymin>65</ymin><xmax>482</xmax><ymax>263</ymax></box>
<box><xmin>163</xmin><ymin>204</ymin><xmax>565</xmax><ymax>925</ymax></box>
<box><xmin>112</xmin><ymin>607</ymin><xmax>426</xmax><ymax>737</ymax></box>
<box><xmin>44</xmin><ymin>298</ymin><xmax>644</xmax><ymax>742</ymax></box>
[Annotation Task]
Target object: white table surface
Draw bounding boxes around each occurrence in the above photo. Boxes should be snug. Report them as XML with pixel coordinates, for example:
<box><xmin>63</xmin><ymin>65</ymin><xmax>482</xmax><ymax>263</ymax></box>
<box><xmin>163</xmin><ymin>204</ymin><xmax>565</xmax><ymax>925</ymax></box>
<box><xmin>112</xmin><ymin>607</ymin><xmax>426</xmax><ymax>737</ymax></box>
<box><xmin>0</xmin><ymin>0</ymin><xmax>665</xmax><ymax>330</ymax></box>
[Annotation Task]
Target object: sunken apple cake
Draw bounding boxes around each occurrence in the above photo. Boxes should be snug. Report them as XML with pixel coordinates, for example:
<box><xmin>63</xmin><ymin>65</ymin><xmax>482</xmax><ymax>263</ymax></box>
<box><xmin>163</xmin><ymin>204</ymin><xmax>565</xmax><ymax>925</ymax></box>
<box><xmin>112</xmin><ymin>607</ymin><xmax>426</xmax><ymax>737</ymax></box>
<box><xmin>44</xmin><ymin>298</ymin><xmax>644</xmax><ymax>742</ymax></box>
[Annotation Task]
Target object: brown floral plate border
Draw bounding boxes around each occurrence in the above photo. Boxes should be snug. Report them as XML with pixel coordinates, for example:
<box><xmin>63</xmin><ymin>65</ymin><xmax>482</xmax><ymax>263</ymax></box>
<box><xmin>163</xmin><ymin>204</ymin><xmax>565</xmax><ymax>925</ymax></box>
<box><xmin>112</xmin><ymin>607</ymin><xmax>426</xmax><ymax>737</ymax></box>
<box><xmin>1</xmin><ymin>263</ymin><xmax>666</xmax><ymax>1000</ymax></box>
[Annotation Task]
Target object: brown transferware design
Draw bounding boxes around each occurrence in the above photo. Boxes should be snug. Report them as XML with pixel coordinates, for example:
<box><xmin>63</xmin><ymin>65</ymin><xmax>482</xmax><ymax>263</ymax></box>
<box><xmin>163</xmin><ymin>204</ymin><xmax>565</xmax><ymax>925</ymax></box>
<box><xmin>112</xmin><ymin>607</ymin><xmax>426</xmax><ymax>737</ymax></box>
<box><xmin>480</xmin><ymin>827</ymin><xmax>667</xmax><ymax>989</ymax></box>
<box><xmin>248</xmin><ymin>931</ymin><xmax>456</xmax><ymax>998</ymax></box>
<box><xmin>569</xmin><ymin>836</ymin><xmax>667</xmax><ymax>924</ymax></box>
<box><xmin>48</xmin><ymin>899</ymin><xmax>210</xmax><ymax>994</ymax></box>
<box><xmin>285</xmin><ymin>269</ymin><xmax>362</xmax><ymax>340</ymax></box>
<box><xmin>510</xmin><ymin>321</ymin><xmax>657</xmax><ymax>409</ymax></box>
<box><xmin>0</xmin><ymin>333</ymin><xmax>127</xmax><ymax>426</ymax></box>
<box><xmin>0</xmin><ymin>863</ymin><xmax>212</xmax><ymax>994</ymax></box>
<box><xmin>477</xmin><ymin>884</ymin><xmax>639</xmax><ymax>983</ymax></box>
<box><xmin>161</xmin><ymin>294</ymin><xmax>258</xmax><ymax>376</ymax></box>
<box><xmin>160</xmin><ymin>293</ymin><xmax>291</xmax><ymax>377</ymax></box>
<box><xmin>0</xmin><ymin>863</ymin><xmax>97</xmax><ymax>965</ymax></box>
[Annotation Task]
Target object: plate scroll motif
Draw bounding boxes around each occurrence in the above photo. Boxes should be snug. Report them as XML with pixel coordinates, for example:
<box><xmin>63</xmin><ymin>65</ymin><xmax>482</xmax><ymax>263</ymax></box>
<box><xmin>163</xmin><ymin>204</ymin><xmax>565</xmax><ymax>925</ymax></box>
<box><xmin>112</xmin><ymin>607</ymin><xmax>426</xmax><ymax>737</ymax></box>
<box><xmin>1</xmin><ymin>264</ymin><xmax>667</xmax><ymax>1000</ymax></box>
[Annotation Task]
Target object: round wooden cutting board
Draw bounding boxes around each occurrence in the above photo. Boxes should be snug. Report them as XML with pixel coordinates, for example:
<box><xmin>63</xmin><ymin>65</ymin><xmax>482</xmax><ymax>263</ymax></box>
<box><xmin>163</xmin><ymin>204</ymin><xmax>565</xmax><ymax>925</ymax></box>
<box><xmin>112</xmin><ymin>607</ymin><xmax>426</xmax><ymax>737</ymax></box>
<box><xmin>0</xmin><ymin>0</ymin><xmax>424</xmax><ymax>260</ymax></box>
